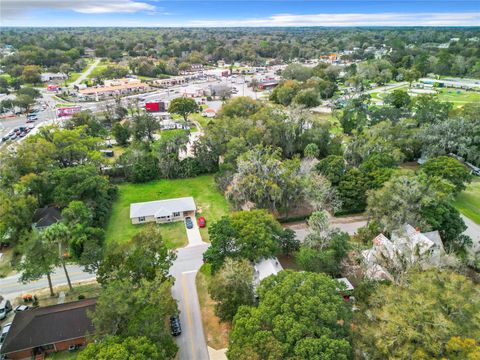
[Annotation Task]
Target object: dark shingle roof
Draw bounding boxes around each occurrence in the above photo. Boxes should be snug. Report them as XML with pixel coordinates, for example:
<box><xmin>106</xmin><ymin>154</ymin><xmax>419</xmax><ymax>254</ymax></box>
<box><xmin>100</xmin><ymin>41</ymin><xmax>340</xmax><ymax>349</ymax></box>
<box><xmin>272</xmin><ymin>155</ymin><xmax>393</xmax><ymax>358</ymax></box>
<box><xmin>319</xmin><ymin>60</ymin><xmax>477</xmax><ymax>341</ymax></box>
<box><xmin>1</xmin><ymin>298</ymin><xmax>96</xmax><ymax>355</ymax></box>
<box><xmin>33</xmin><ymin>206</ymin><xmax>62</xmax><ymax>228</ymax></box>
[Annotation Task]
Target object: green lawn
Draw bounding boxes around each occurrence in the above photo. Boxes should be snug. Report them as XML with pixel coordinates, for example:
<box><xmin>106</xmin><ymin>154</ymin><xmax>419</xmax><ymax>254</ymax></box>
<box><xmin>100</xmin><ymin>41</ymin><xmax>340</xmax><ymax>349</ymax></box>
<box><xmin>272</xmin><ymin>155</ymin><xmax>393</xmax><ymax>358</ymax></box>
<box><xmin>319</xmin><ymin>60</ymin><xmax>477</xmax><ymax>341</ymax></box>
<box><xmin>453</xmin><ymin>178</ymin><xmax>480</xmax><ymax>224</ymax></box>
<box><xmin>437</xmin><ymin>89</ymin><xmax>480</xmax><ymax>104</ymax></box>
<box><xmin>190</xmin><ymin>112</ymin><xmax>213</xmax><ymax>132</ymax></box>
<box><xmin>105</xmin><ymin>175</ymin><xmax>230</xmax><ymax>248</ymax></box>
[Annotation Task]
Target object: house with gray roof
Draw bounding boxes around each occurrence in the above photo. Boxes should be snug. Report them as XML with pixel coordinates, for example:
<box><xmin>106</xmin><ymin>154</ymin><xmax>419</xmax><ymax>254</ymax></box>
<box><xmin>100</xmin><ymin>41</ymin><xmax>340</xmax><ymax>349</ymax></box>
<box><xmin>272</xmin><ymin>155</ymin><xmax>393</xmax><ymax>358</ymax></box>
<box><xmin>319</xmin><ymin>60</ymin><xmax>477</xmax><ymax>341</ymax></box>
<box><xmin>129</xmin><ymin>197</ymin><xmax>196</xmax><ymax>224</ymax></box>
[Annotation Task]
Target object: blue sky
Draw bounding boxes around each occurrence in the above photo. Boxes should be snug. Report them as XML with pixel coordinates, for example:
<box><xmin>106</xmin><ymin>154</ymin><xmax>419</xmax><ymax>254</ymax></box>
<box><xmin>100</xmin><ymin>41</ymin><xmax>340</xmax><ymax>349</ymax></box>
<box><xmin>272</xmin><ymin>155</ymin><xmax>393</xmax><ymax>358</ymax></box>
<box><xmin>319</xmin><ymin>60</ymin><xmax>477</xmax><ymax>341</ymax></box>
<box><xmin>2</xmin><ymin>0</ymin><xmax>480</xmax><ymax>27</ymax></box>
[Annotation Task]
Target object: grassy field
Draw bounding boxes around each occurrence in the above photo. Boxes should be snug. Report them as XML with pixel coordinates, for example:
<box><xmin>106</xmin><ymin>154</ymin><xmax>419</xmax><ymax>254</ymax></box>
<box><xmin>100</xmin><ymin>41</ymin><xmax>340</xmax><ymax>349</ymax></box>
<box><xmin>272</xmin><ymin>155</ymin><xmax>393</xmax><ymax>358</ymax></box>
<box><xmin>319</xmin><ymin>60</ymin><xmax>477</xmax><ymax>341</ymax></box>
<box><xmin>105</xmin><ymin>175</ymin><xmax>230</xmax><ymax>248</ymax></box>
<box><xmin>453</xmin><ymin>178</ymin><xmax>480</xmax><ymax>224</ymax></box>
<box><xmin>65</xmin><ymin>58</ymin><xmax>95</xmax><ymax>85</ymax></box>
<box><xmin>189</xmin><ymin>112</ymin><xmax>213</xmax><ymax>132</ymax></box>
<box><xmin>87</xmin><ymin>60</ymin><xmax>118</xmax><ymax>80</ymax></box>
<box><xmin>196</xmin><ymin>264</ymin><xmax>230</xmax><ymax>349</ymax></box>
<box><xmin>437</xmin><ymin>89</ymin><xmax>480</xmax><ymax>104</ymax></box>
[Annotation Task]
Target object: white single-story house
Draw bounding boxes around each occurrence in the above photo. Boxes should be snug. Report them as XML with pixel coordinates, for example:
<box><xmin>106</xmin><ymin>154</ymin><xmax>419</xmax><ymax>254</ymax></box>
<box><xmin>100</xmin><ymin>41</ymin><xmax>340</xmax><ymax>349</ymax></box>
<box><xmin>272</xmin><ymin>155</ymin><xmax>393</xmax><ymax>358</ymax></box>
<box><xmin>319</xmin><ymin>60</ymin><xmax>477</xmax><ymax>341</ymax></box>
<box><xmin>130</xmin><ymin>197</ymin><xmax>196</xmax><ymax>224</ymax></box>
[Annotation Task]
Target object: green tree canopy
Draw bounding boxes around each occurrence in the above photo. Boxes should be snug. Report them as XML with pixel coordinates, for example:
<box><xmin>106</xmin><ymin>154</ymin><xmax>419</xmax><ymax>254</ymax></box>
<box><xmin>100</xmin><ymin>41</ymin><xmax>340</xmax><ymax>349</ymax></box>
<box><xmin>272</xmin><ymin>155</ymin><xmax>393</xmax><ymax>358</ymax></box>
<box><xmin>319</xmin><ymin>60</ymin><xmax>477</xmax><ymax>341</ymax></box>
<box><xmin>208</xmin><ymin>258</ymin><xmax>255</xmax><ymax>322</ymax></box>
<box><xmin>354</xmin><ymin>270</ymin><xmax>480</xmax><ymax>359</ymax></box>
<box><xmin>89</xmin><ymin>278</ymin><xmax>178</xmax><ymax>359</ymax></box>
<box><xmin>167</xmin><ymin>97</ymin><xmax>199</xmax><ymax>121</ymax></box>
<box><xmin>78</xmin><ymin>336</ymin><xmax>164</xmax><ymax>360</ymax></box>
<box><xmin>228</xmin><ymin>270</ymin><xmax>352</xmax><ymax>360</ymax></box>
<box><xmin>97</xmin><ymin>224</ymin><xmax>175</xmax><ymax>285</ymax></box>
<box><xmin>203</xmin><ymin>209</ymin><xmax>284</xmax><ymax>272</ymax></box>
<box><xmin>421</xmin><ymin>156</ymin><xmax>472</xmax><ymax>193</ymax></box>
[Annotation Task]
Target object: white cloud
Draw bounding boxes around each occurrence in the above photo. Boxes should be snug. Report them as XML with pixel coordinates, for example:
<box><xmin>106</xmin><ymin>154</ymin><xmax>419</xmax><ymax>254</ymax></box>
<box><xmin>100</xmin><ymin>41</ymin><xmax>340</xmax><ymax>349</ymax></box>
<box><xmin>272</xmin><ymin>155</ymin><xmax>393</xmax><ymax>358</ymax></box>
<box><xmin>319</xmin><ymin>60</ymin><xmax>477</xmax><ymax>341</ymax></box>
<box><xmin>2</xmin><ymin>0</ymin><xmax>155</xmax><ymax>18</ymax></box>
<box><xmin>185</xmin><ymin>12</ymin><xmax>480</xmax><ymax>27</ymax></box>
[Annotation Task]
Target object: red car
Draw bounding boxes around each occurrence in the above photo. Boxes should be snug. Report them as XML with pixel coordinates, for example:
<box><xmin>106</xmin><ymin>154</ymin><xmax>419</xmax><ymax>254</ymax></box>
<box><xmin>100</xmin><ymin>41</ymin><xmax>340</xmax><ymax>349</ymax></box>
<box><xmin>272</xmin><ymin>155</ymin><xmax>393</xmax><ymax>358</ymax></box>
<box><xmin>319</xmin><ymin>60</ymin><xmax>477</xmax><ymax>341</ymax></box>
<box><xmin>198</xmin><ymin>217</ymin><xmax>206</xmax><ymax>228</ymax></box>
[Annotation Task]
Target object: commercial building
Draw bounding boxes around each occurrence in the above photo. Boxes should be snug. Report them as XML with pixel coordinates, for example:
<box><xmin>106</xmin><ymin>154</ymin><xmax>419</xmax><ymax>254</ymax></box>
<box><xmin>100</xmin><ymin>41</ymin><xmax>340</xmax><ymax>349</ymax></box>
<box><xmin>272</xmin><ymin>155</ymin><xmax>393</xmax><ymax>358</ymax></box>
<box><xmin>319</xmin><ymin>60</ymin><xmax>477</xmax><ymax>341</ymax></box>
<box><xmin>77</xmin><ymin>78</ymin><xmax>148</xmax><ymax>101</ymax></box>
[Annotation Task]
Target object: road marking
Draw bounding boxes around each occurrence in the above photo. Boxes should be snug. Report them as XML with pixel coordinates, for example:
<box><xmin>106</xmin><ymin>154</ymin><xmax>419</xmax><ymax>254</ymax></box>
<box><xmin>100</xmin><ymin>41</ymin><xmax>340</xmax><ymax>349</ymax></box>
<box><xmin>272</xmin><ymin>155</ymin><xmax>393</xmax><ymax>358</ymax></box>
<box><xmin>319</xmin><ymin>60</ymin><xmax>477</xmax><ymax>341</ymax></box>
<box><xmin>182</xmin><ymin>270</ymin><xmax>198</xmax><ymax>275</ymax></box>
<box><xmin>181</xmin><ymin>273</ymin><xmax>196</xmax><ymax>360</ymax></box>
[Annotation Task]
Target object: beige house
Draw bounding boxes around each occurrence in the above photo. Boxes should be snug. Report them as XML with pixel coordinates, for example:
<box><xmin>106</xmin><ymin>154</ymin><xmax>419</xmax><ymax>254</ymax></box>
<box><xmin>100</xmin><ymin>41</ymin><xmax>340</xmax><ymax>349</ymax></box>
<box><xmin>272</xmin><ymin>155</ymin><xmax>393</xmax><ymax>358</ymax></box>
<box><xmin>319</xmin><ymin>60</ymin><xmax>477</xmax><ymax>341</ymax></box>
<box><xmin>130</xmin><ymin>197</ymin><xmax>196</xmax><ymax>224</ymax></box>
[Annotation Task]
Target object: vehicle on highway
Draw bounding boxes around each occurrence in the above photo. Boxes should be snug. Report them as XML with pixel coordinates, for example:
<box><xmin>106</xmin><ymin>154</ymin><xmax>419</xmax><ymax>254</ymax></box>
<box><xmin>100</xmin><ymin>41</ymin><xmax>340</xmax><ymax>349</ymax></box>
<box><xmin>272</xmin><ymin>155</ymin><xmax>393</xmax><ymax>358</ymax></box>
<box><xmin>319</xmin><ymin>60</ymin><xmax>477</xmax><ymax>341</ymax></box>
<box><xmin>198</xmin><ymin>216</ymin><xmax>206</xmax><ymax>228</ymax></box>
<box><xmin>14</xmin><ymin>305</ymin><xmax>29</xmax><ymax>313</ymax></box>
<box><xmin>170</xmin><ymin>315</ymin><xmax>182</xmax><ymax>336</ymax></box>
<box><xmin>26</xmin><ymin>118</ymin><xmax>36</xmax><ymax>123</ymax></box>
<box><xmin>0</xmin><ymin>299</ymin><xmax>12</xmax><ymax>320</ymax></box>
<box><xmin>185</xmin><ymin>217</ymin><xmax>194</xmax><ymax>229</ymax></box>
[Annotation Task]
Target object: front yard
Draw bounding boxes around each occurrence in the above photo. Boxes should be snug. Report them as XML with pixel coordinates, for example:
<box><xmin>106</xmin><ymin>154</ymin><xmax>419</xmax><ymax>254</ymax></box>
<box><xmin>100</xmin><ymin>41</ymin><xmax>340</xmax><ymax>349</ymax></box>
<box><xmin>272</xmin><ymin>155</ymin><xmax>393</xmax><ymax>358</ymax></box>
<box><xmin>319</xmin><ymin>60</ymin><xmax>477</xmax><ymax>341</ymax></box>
<box><xmin>453</xmin><ymin>178</ymin><xmax>480</xmax><ymax>224</ymax></box>
<box><xmin>105</xmin><ymin>175</ymin><xmax>230</xmax><ymax>248</ymax></box>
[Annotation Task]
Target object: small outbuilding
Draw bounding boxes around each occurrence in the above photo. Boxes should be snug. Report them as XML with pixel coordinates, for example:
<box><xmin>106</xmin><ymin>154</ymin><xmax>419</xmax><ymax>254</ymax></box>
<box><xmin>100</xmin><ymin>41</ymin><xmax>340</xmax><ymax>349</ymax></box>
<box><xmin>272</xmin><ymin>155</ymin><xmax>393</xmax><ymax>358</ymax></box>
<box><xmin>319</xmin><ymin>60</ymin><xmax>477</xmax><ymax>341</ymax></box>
<box><xmin>253</xmin><ymin>257</ymin><xmax>283</xmax><ymax>289</ymax></box>
<box><xmin>33</xmin><ymin>206</ymin><xmax>62</xmax><ymax>229</ymax></box>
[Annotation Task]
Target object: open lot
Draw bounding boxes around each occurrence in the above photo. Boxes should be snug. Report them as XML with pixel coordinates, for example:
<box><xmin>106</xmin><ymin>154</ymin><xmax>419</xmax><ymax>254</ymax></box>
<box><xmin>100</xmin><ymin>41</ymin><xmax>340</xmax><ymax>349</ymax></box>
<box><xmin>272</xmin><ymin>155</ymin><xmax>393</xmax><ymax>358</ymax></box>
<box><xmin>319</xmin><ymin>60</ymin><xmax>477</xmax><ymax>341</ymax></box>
<box><xmin>437</xmin><ymin>88</ymin><xmax>480</xmax><ymax>104</ymax></box>
<box><xmin>453</xmin><ymin>178</ymin><xmax>480</xmax><ymax>224</ymax></box>
<box><xmin>105</xmin><ymin>175</ymin><xmax>230</xmax><ymax>248</ymax></box>
<box><xmin>65</xmin><ymin>58</ymin><xmax>95</xmax><ymax>85</ymax></box>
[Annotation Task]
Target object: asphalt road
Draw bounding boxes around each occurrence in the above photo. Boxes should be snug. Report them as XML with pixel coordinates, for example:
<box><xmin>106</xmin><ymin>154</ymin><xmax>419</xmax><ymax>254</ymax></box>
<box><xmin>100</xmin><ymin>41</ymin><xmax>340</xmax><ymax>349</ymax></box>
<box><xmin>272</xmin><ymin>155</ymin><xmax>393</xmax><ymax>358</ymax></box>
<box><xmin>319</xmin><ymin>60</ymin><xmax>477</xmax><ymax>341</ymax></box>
<box><xmin>286</xmin><ymin>216</ymin><xmax>368</xmax><ymax>242</ymax></box>
<box><xmin>170</xmin><ymin>243</ymin><xmax>210</xmax><ymax>360</ymax></box>
<box><xmin>461</xmin><ymin>215</ymin><xmax>480</xmax><ymax>254</ymax></box>
<box><xmin>0</xmin><ymin>264</ymin><xmax>95</xmax><ymax>300</ymax></box>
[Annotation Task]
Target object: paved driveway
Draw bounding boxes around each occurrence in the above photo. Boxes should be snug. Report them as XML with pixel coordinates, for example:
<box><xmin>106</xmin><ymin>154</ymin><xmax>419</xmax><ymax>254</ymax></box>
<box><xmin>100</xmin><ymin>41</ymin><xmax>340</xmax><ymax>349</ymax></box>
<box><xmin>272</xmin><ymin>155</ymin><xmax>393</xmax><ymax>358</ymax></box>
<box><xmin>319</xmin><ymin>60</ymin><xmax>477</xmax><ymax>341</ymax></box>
<box><xmin>185</xmin><ymin>217</ymin><xmax>204</xmax><ymax>247</ymax></box>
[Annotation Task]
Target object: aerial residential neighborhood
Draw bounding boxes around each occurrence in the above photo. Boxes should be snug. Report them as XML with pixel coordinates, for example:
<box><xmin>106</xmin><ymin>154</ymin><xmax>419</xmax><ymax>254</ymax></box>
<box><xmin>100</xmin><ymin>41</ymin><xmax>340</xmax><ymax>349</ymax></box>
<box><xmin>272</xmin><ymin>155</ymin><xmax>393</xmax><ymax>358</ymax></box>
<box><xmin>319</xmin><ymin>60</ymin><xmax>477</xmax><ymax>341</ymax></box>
<box><xmin>0</xmin><ymin>1</ymin><xmax>479</xmax><ymax>360</ymax></box>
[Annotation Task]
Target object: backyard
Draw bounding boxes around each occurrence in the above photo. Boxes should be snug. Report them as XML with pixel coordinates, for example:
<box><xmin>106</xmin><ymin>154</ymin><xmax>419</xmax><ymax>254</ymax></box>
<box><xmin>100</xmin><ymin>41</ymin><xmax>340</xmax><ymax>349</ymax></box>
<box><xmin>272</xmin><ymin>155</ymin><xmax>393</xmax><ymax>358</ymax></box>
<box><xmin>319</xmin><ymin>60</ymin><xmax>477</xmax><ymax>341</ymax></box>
<box><xmin>105</xmin><ymin>175</ymin><xmax>230</xmax><ymax>248</ymax></box>
<box><xmin>453</xmin><ymin>178</ymin><xmax>480</xmax><ymax>224</ymax></box>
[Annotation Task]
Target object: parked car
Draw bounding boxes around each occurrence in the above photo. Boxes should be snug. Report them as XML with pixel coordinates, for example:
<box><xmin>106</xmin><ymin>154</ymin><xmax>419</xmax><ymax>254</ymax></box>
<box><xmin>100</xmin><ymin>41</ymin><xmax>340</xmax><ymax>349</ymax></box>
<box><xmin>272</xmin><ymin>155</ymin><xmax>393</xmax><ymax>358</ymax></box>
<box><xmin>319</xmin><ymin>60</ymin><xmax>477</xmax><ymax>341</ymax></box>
<box><xmin>14</xmin><ymin>305</ymin><xmax>29</xmax><ymax>313</ymax></box>
<box><xmin>198</xmin><ymin>217</ymin><xmax>206</xmax><ymax>228</ymax></box>
<box><xmin>170</xmin><ymin>315</ymin><xmax>182</xmax><ymax>336</ymax></box>
<box><xmin>0</xmin><ymin>299</ymin><xmax>12</xmax><ymax>320</ymax></box>
<box><xmin>0</xmin><ymin>322</ymin><xmax>12</xmax><ymax>345</ymax></box>
<box><xmin>185</xmin><ymin>217</ymin><xmax>193</xmax><ymax>229</ymax></box>
<box><xmin>1</xmin><ymin>136</ymin><xmax>9</xmax><ymax>142</ymax></box>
